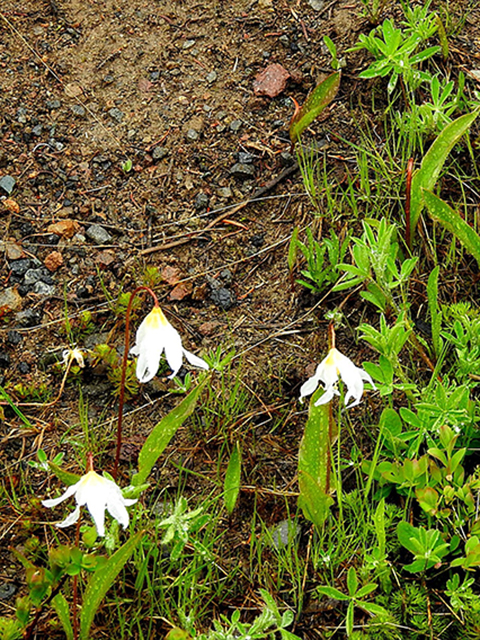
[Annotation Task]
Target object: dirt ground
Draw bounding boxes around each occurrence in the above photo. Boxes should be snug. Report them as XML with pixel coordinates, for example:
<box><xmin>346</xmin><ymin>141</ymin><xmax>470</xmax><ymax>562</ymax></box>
<box><xmin>2</xmin><ymin>0</ymin><xmax>480</xmax><ymax>636</ymax></box>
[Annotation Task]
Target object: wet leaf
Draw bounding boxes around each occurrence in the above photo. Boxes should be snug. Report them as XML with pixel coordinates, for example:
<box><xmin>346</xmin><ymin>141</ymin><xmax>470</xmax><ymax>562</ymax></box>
<box><xmin>289</xmin><ymin>72</ymin><xmax>341</xmax><ymax>144</ymax></box>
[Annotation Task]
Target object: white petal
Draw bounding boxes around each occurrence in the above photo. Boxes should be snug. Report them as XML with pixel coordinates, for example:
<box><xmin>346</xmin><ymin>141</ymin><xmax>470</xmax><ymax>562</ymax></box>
<box><xmin>299</xmin><ymin>367</ymin><xmax>323</xmax><ymax>401</ymax></box>
<box><xmin>360</xmin><ymin>369</ymin><xmax>376</xmax><ymax>389</ymax></box>
<box><xmin>56</xmin><ymin>505</ymin><xmax>81</xmax><ymax>529</ymax></box>
<box><xmin>42</xmin><ymin>483</ymin><xmax>78</xmax><ymax>509</ymax></box>
<box><xmin>164</xmin><ymin>326</ymin><xmax>184</xmax><ymax>379</ymax></box>
<box><xmin>86</xmin><ymin>494</ymin><xmax>107</xmax><ymax>537</ymax></box>
<box><xmin>314</xmin><ymin>385</ymin><xmax>339</xmax><ymax>406</ymax></box>
<box><xmin>183</xmin><ymin>349</ymin><xmax>209</xmax><ymax>370</ymax></box>
<box><xmin>136</xmin><ymin>342</ymin><xmax>164</xmax><ymax>383</ymax></box>
<box><xmin>106</xmin><ymin>491</ymin><xmax>131</xmax><ymax>529</ymax></box>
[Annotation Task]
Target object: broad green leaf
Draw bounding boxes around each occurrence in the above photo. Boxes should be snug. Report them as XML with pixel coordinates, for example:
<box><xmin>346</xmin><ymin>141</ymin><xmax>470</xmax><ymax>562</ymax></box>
<box><xmin>396</xmin><ymin>521</ymin><xmax>419</xmax><ymax>554</ymax></box>
<box><xmin>347</xmin><ymin>567</ymin><xmax>358</xmax><ymax>597</ymax></box>
<box><xmin>80</xmin><ymin>531</ymin><xmax>143</xmax><ymax>640</ymax></box>
<box><xmin>52</xmin><ymin>593</ymin><xmax>73</xmax><ymax>640</ymax></box>
<box><xmin>298</xmin><ymin>400</ymin><xmax>334</xmax><ymax>530</ymax></box>
<box><xmin>356</xmin><ymin>583</ymin><xmax>378</xmax><ymax>599</ymax></box>
<box><xmin>317</xmin><ymin>585</ymin><xmax>350</xmax><ymax>601</ymax></box>
<box><xmin>48</xmin><ymin>462</ymin><xmax>81</xmax><ymax>487</ymax></box>
<box><xmin>424</xmin><ymin>189</ymin><xmax>480</xmax><ymax>266</ymax></box>
<box><xmin>289</xmin><ymin>72</ymin><xmax>341</xmax><ymax>143</ymax></box>
<box><xmin>224</xmin><ymin>441</ymin><xmax>242</xmax><ymax>514</ymax></box>
<box><xmin>409</xmin><ymin>110</ymin><xmax>479</xmax><ymax>244</ymax></box>
<box><xmin>132</xmin><ymin>379</ymin><xmax>207</xmax><ymax>486</ymax></box>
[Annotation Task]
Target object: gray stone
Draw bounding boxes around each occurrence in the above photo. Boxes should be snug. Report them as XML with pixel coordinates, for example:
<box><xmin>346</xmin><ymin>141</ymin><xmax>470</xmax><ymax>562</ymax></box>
<box><xmin>108</xmin><ymin>107</ymin><xmax>124</xmax><ymax>122</ymax></box>
<box><xmin>103</xmin><ymin>74</ymin><xmax>114</xmax><ymax>84</ymax></box>
<box><xmin>238</xmin><ymin>151</ymin><xmax>254</xmax><ymax>164</ymax></box>
<box><xmin>15</xmin><ymin>309</ymin><xmax>42</xmax><ymax>327</ymax></box>
<box><xmin>33</xmin><ymin>281</ymin><xmax>55</xmax><ymax>296</ymax></box>
<box><xmin>23</xmin><ymin>268</ymin><xmax>44</xmax><ymax>286</ymax></box>
<box><xmin>230</xmin><ymin>163</ymin><xmax>255</xmax><ymax>180</ymax></box>
<box><xmin>152</xmin><ymin>146</ymin><xmax>168</xmax><ymax>161</ymax></box>
<box><xmin>86</xmin><ymin>224</ymin><xmax>113</xmax><ymax>244</ymax></box>
<box><xmin>55</xmin><ymin>142</ymin><xmax>65</xmax><ymax>152</ymax></box>
<box><xmin>17</xmin><ymin>107</ymin><xmax>27</xmax><ymax>123</ymax></box>
<box><xmin>279</xmin><ymin>35</ymin><xmax>290</xmax><ymax>48</ymax></box>
<box><xmin>47</xmin><ymin>100</ymin><xmax>61</xmax><ymax>110</ymax></box>
<box><xmin>182</xmin><ymin>39</ymin><xmax>196</xmax><ymax>49</ymax></box>
<box><xmin>307</xmin><ymin>0</ymin><xmax>324</xmax><ymax>9</ymax></box>
<box><xmin>230</xmin><ymin>119</ymin><xmax>242</xmax><ymax>133</ymax></box>
<box><xmin>0</xmin><ymin>351</ymin><xmax>10</xmax><ymax>369</ymax></box>
<box><xmin>7</xmin><ymin>330</ymin><xmax>23</xmax><ymax>345</ymax></box>
<box><xmin>206</xmin><ymin>70</ymin><xmax>217</xmax><ymax>83</ymax></box>
<box><xmin>186</xmin><ymin>128</ymin><xmax>200</xmax><ymax>142</ymax></box>
<box><xmin>10</xmin><ymin>258</ymin><xmax>31</xmax><ymax>276</ymax></box>
<box><xmin>279</xmin><ymin>151</ymin><xmax>295</xmax><ymax>166</ymax></box>
<box><xmin>195</xmin><ymin>192</ymin><xmax>209</xmax><ymax>211</ymax></box>
<box><xmin>0</xmin><ymin>583</ymin><xmax>16</xmax><ymax>600</ymax></box>
<box><xmin>71</xmin><ymin>104</ymin><xmax>85</xmax><ymax>117</ymax></box>
<box><xmin>32</xmin><ymin>125</ymin><xmax>43</xmax><ymax>136</ymax></box>
<box><xmin>0</xmin><ymin>175</ymin><xmax>15</xmax><ymax>195</ymax></box>
<box><xmin>217</xmin><ymin>187</ymin><xmax>232</xmax><ymax>199</ymax></box>
<box><xmin>211</xmin><ymin>287</ymin><xmax>235</xmax><ymax>310</ymax></box>
<box><xmin>268</xmin><ymin>519</ymin><xmax>301</xmax><ymax>549</ymax></box>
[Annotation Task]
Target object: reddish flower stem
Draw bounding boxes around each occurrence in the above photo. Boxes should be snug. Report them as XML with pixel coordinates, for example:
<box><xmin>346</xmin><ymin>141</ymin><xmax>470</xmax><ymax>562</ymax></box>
<box><xmin>405</xmin><ymin>157</ymin><xmax>414</xmax><ymax>251</ymax></box>
<box><xmin>113</xmin><ymin>286</ymin><xmax>159</xmax><ymax>480</ymax></box>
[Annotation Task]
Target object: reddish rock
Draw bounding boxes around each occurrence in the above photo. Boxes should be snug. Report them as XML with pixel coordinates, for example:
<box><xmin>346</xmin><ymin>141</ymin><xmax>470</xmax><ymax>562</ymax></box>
<box><xmin>3</xmin><ymin>198</ymin><xmax>20</xmax><ymax>214</ymax></box>
<box><xmin>47</xmin><ymin>219</ymin><xmax>80</xmax><ymax>238</ymax></box>
<box><xmin>198</xmin><ymin>321</ymin><xmax>221</xmax><ymax>336</ymax></box>
<box><xmin>169</xmin><ymin>282</ymin><xmax>193</xmax><ymax>301</ymax></box>
<box><xmin>5</xmin><ymin>240</ymin><xmax>24</xmax><ymax>260</ymax></box>
<box><xmin>162</xmin><ymin>265</ymin><xmax>181</xmax><ymax>285</ymax></box>
<box><xmin>95</xmin><ymin>250</ymin><xmax>116</xmax><ymax>267</ymax></box>
<box><xmin>253</xmin><ymin>63</ymin><xmax>290</xmax><ymax>98</ymax></box>
<box><xmin>44</xmin><ymin>250</ymin><xmax>64</xmax><ymax>272</ymax></box>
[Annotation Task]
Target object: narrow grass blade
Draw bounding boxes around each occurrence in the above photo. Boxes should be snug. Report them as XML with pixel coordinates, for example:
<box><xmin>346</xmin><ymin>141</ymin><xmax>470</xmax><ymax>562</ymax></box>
<box><xmin>224</xmin><ymin>441</ymin><xmax>242</xmax><ymax>514</ymax></box>
<box><xmin>52</xmin><ymin>593</ymin><xmax>73</xmax><ymax>640</ymax></box>
<box><xmin>132</xmin><ymin>379</ymin><xmax>207</xmax><ymax>486</ymax></box>
<box><xmin>424</xmin><ymin>189</ymin><xmax>480</xmax><ymax>265</ymax></box>
<box><xmin>289</xmin><ymin>72</ymin><xmax>341</xmax><ymax>144</ymax></box>
<box><xmin>80</xmin><ymin>530</ymin><xmax>144</xmax><ymax>640</ymax></box>
<box><xmin>409</xmin><ymin>110</ymin><xmax>479</xmax><ymax>245</ymax></box>
<box><xmin>0</xmin><ymin>384</ymin><xmax>32</xmax><ymax>428</ymax></box>
<box><xmin>427</xmin><ymin>264</ymin><xmax>442</xmax><ymax>357</ymax></box>
<box><xmin>298</xmin><ymin>400</ymin><xmax>334</xmax><ymax>530</ymax></box>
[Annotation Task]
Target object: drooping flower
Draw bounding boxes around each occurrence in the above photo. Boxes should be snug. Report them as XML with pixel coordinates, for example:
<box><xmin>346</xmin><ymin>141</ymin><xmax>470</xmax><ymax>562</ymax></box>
<box><xmin>42</xmin><ymin>470</ymin><xmax>137</xmax><ymax>537</ymax></box>
<box><xmin>130</xmin><ymin>305</ymin><xmax>208</xmax><ymax>383</ymax></box>
<box><xmin>300</xmin><ymin>347</ymin><xmax>375</xmax><ymax>408</ymax></box>
<box><xmin>63</xmin><ymin>347</ymin><xmax>85</xmax><ymax>369</ymax></box>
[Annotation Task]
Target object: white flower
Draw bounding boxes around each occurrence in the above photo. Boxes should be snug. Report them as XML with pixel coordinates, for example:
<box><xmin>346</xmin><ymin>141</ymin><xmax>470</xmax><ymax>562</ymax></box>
<box><xmin>62</xmin><ymin>347</ymin><xmax>85</xmax><ymax>368</ymax></box>
<box><xmin>130</xmin><ymin>306</ymin><xmax>209</xmax><ymax>383</ymax></box>
<box><xmin>300</xmin><ymin>347</ymin><xmax>375</xmax><ymax>408</ymax></box>
<box><xmin>42</xmin><ymin>470</ymin><xmax>137</xmax><ymax>537</ymax></box>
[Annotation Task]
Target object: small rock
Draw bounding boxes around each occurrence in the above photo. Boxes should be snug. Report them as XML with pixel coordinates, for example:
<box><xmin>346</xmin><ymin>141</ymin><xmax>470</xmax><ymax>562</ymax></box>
<box><xmin>44</xmin><ymin>251</ymin><xmax>64</xmax><ymax>272</ymax></box>
<box><xmin>23</xmin><ymin>268</ymin><xmax>44</xmax><ymax>286</ymax></box>
<box><xmin>47</xmin><ymin>219</ymin><xmax>80</xmax><ymax>238</ymax></box>
<box><xmin>198</xmin><ymin>321</ymin><xmax>221</xmax><ymax>336</ymax></box>
<box><xmin>103</xmin><ymin>74</ymin><xmax>115</xmax><ymax>84</ymax></box>
<box><xmin>229</xmin><ymin>119</ymin><xmax>242</xmax><ymax>133</ymax></box>
<box><xmin>268</xmin><ymin>519</ymin><xmax>301</xmax><ymax>549</ymax></box>
<box><xmin>4</xmin><ymin>240</ymin><xmax>24</xmax><ymax>260</ymax></box>
<box><xmin>7</xmin><ymin>330</ymin><xmax>23</xmax><ymax>346</ymax></box>
<box><xmin>219</xmin><ymin>269</ymin><xmax>233</xmax><ymax>285</ymax></box>
<box><xmin>95</xmin><ymin>250</ymin><xmax>116</xmax><ymax>267</ymax></box>
<box><xmin>150</xmin><ymin>70</ymin><xmax>160</xmax><ymax>81</ymax></box>
<box><xmin>0</xmin><ymin>287</ymin><xmax>23</xmax><ymax>312</ymax></box>
<box><xmin>253</xmin><ymin>63</ymin><xmax>291</xmax><ymax>98</ymax></box>
<box><xmin>32</xmin><ymin>124</ymin><xmax>43</xmax><ymax>136</ymax></box>
<box><xmin>0</xmin><ymin>583</ymin><xmax>16</xmax><ymax>601</ymax></box>
<box><xmin>279</xmin><ymin>35</ymin><xmax>290</xmax><ymax>47</ymax></box>
<box><xmin>0</xmin><ymin>351</ymin><xmax>11</xmax><ymax>369</ymax></box>
<box><xmin>15</xmin><ymin>309</ymin><xmax>42</xmax><ymax>327</ymax></box>
<box><xmin>251</xmin><ymin>233</ymin><xmax>265</xmax><ymax>248</ymax></box>
<box><xmin>279</xmin><ymin>151</ymin><xmax>295</xmax><ymax>166</ymax></box>
<box><xmin>217</xmin><ymin>187</ymin><xmax>232</xmax><ymax>199</ymax></box>
<box><xmin>0</xmin><ymin>175</ymin><xmax>16</xmax><ymax>195</ymax></box>
<box><xmin>186</xmin><ymin>128</ymin><xmax>200</xmax><ymax>142</ymax></box>
<box><xmin>206</xmin><ymin>70</ymin><xmax>217</xmax><ymax>83</ymax></box>
<box><xmin>238</xmin><ymin>151</ymin><xmax>254</xmax><ymax>164</ymax></box>
<box><xmin>182</xmin><ymin>39</ymin><xmax>196</xmax><ymax>49</ymax></box>
<box><xmin>307</xmin><ymin>0</ymin><xmax>324</xmax><ymax>9</ymax></box>
<box><xmin>211</xmin><ymin>287</ymin><xmax>235</xmax><ymax>310</ymax></box>
<box><xmin>2</xmin><ymin>198</ymin><xmax>20</xmax><ymax>214</ymax></box>
<box><xmin>169</xmin><ymin>282</ymin><xmax>193</xmax><ymax>301</ymax></box>
<box><xmin>71</xmin><ymin>104</ymin><xmax>85</xmax><ymax>117</ymax></box>
<box><xmin>10</xmin><ymin>259</ymin><xmax>32</xmax><ymax>277</ymax></box>
<box><xmin>108</xmin><ymin>107</ymin><xmax>124</xmax><ymax>123</ymax></box>
<box><xmin>46</xmin><ymin>99</ymin><xmax>61</xmax><ymax>110</ymax></box>
<box><xmin>230</xmin><ymin>163</ymin><xmax>255</xmax><ymax>180</ymax></box>
<box><xmin>33</xmin><ymin>281</ymin><xmax>55</xmax><ymax>296</ymax></box>
<box><xmin>152</xmin><ymin>146</ymin><xmax>168</xmax><ymax>161</ymax></box>
<box><xmin>86</xmin><ymin>224</ymin><xmax>113</xmax><ymax>244</ymax></box>
<box><xmin>18</xmin><ymin>362</ymin><xmax>30</xmax><ymax>374</ymax></box>
<box><xmin>162</xmin><ymin>266</ymin><xmax>181</xmax><ymax>285</ymax></box>
<box><xmin>195</xmin><ymin>192</ymin><xmax>209</xmax><ymax>211</ymax></box>
<box><xmin>64</xmin><ymin>83</ymin><xmax>83</xmax><ymax>97</ymax></box>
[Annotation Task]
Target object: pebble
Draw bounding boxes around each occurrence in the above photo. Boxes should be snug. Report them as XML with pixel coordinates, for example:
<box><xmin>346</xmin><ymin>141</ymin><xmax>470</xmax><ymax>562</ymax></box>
<box><xmin>0</xmin><ymin>175</ymin><xmax>16</xmax><ymax>195</ymax></box>
<box><xmin>7</xmin><ymin>330</ymin><xmax>23</xmax><ymax>346</ymax></box>
<box><xmin>108</xmin><ymin>107</ymin><xmax>124</xmax><ymax>122</ymax></box>
<box><xmin>279</xmin><ymin>151</ymin><xmax>295</xmax><ymax>166</ymax></box>
<box><xmin>15</xmin><ymin>309</ymin><xmax>42</xmax><ymax>327</ymax></box>
<box><xmin>229</xmin><ymin>119</ymin><xmax>242</xmax><ymax>133</ymax></box>
<box><xmin>23</xmin><ymin>268</ymin><xmax>46</xmax><ymax>286</ymax></box>
<box><xmin>0</xmin><ymin>287</ymin><xmax>23</xmax><ymax>312</ymax></box>
<box><xmin>17</xmin><ymin>107</ymin><xmax>27</xmax><ymax>124</ymax></box>
<box><xmin>10</xmin><ymin>259</ymin><xmax>32</xmax><ymax>277</ymax></box>
<box><xmin>268</xmin><ymin>519</ymin><xmax>301</xmax><ymax>549</ymax></box>
<box><xmin>238</xmin><ymin>151</ymin><xmax>254</xmax><ymax>164</ymax></box>
<box><xmin>186</xmin><ymin>128</ymin><xmax>200</xmax><ymax>142</ymax></box>
<box><xmin>195</xmin><ymin>192</ymin><xmax>209</xmax><ymax>210</ymax></box>
<box><xmin>251</xmin><ymin>233</ymin><xmax>265</xmax><ymax>248</ymax></box>
<box><xmin>44</xmin><ymin>250</ymin><xmax>64</xmax><ymax>271</ymax></box>
<box><xmin>217</xmin><ymin>187</ymin><xmax>232</xmax><ymax>199</ymax></box>
<box><xmin>230</xmin><ymin>163</ymin><xmax>255</xmax><ymax>180</ymax></box>
<box><xmin>206</xmin><ymin>71</ymin><xmax>217</xmax><ymax>83</ymax></box>
<box><xmin>211</xmin><ymin>287</ymin><xmax>235</xmax><ymax>310</ymax></box>
<box><xmin>46</xmin><ymin>100</ymin><xmax>61</xmax><ymax>110</ymax></box>
<box><xmin>33</xmin><ymin>282</ymin><xmax>55</xmax><ymax>296</ymax></box>
<box><xmin>182</xmin><ymin>39</ymin><xmax>196</xmax><ymax>49</ymax></box>
<box><xmin>152</xmin><ymin>146</ymin><xmax>168</xmax><ymax>161</ymax></box>
<box><xmin>0</xmin><ymin>351</ymin><xmax>11</xmax><ymax>369</ymax></box>
<box><xmin>71</xmin><ymin>104</ymin><xmax>85</xmax><ymax>117</ymax></box>
<box><xmin>0</xmin><ymin>583</ymin><xmax>16</xmax><ymax>600</ymax></box>
<box><xmin>86</xmin><ymin>224</ymin><xmax>113</xmax><ymax>244</ymax></box>
<box><xmin>150</xmin><ymin>71</ymin><xmax>160</xmax><ymax>81</ymax></box>
<box><xmin>279</xmin><ymin>35</ymin><xmax>290</xmax><ymax>48</ymax></box>
<box><xmin>18</xmin><ymin>362</ymin><xmax>30</xmax><ymax>374</ymax></box>
<box><xmin>103</xmin><ymin>74</ymin><xmax>115</xmax><ymax>84</ymax></box>
<box><xmin>32</xmin><ymin>125</ymin><xmax>43</xmax><ymax>136</ymax></box>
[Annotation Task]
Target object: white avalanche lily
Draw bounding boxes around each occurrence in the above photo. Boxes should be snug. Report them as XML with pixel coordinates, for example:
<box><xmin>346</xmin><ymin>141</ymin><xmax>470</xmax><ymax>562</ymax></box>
<box><xmin>300</xmin><ymin>347</ymin><xmax>375</xmax><ymax>408</ymax></box>
<box><xmin>131</xmin><ymin>305</ymin><xmax>209</xmax><ymax>383</ymax></box>
<box><xmin>42</xmin><ymin>470</ymin><xmax>137</xmax><ymax>537</ymax></box>
<box><xmin>63</xmin><ymin>347</ymin><xmax>85</xmax><ymax>369</ymax></box>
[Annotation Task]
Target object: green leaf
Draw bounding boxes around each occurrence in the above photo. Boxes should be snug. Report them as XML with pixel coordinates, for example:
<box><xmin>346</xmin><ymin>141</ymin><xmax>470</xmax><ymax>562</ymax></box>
<box><xmin>423</xmin><ymin>189</ymin><xmax>480</xmax><ymax>266</ymax></box>
<box><xmin>396</xmin><ymin>521</ymin><xmax>419</xmax><ymax>554</ymax></box>
<box><xmin>0</xmin><ymin>384</ymin><xmax>32</xmax><ymax>428</ymax></box>
<box><xmin>48</xmin><ymin>462</ymin><xmax>81</xmax><ymax>486</ymax></box>
<box><xmin>317</xmin><ymin>586</ymin><xmax>350</xmax><ymax>601</ymax></box>
<box><xmin>409</xmin><ymin>110</ymin><xmax>479</xmax><ymax>244</ymax></box>
<box><xmin>288</xmin><ymin>227</ymin><xmax>299</xmax><ymax>272</ymax></box>
<box><xmin>356</xmin><ymin>583</ymin><xmax>378</xmax><ymax>599</ymax></box>
<box><xmin>289</xmin><ymin>72</ymin><xmax>341</xmax><ymax>143</ymax></box>
<box><xmin>347</xmin><ymin>567</ymin><xmax>358</xmax><ymax>597</ymax></box>
<box><xmin>346</xmin><ymin>601</ymin><xmax>354</xmax><ymax>637</ymax></box>
<box><xmin>298</xmin><ymin>400</ymin><xmax>334</xmax><ymax>530</ymax></box>
<box><xmin>80</xmin><ymin>531</ymin><xmax>143</xmax><ymax>640</ymax></box>
<box><xmin>224</xmin><ymin>442</ymin><xmax>242</xmax><ymax>514</ymax></box>
<box><xmin>132</xmin><ymin>379</ymin><xmax>207</xmax><ymax>486</ymax></box>
<box><xmin>427</xmin><ymin>265</ymin><xmax>442</xmax><ymax>357</ymax></box>
<box><xmin>52</xmin><ymin>593</ymin><xmax>73</xmax><ymax>640</ymax></box>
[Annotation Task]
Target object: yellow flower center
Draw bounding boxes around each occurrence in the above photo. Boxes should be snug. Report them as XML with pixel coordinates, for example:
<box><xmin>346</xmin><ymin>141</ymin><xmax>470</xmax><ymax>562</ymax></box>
<box><xmin>144</xmin><ymin>306</ymin><xmax>168</xmax><ymax>329</ymax></box>
<box><xmin>325</xmin><ymin>348</ymin><xmax>340</xmax><ymax>374</ymax></box>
